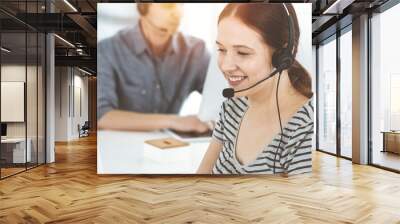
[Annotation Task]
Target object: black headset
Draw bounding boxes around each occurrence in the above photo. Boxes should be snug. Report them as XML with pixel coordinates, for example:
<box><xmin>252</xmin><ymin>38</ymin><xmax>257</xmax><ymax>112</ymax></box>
<box><xmin>272</xmin><ymin>5</ymin><xmax>295</xmax><ymax>73</ymax></box>
<box><xmin>222</xmin><ymin>3</ymin><xmax>295</xmax><ymax>174</ymax></box>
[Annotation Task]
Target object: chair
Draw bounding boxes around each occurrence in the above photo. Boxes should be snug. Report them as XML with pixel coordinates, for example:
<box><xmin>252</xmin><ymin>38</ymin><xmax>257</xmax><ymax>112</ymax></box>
<box><xmin>79</xmin><ymin>121</ymin><xmax>90</xmax><ymax>138</ymax></box>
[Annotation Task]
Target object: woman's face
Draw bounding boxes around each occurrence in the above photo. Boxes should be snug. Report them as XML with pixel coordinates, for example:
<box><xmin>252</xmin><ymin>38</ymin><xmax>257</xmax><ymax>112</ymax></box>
<box><xmin>216</xmin><ymin>17</ymin><xmax>274</xmax><ymax>97</ymax></box>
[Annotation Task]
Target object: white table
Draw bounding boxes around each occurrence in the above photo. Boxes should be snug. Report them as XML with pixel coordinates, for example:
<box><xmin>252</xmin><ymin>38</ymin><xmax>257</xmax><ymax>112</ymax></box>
<box><xmin>1</xmin><ymin>138</ymin><xmax>31</xmax><ymax>163</ymax></box>
<box><xmin>97</xmin><ymin>130</ymin><xmax>210</xmax><ymax>174</ymax></box>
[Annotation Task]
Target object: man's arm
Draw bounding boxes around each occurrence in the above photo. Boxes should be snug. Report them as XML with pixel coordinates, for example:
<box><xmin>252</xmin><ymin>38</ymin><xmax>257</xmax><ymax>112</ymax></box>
<box><xmin>98</xmin><ymin>110</ymin><xmax>210</xmax><ymax>133</ymax></box>
<box><xmin>98</xmin><ymin>110</ymin><xmax>173</xmax><ymax>131</ymax></box>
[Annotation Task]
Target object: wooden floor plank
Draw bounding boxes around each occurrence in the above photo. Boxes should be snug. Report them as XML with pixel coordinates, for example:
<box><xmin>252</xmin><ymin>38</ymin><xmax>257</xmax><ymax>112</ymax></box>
<box><xmin>0</xmin><ymin>135</ymin><xmax>399</xmax><ymax>223</ymax></box>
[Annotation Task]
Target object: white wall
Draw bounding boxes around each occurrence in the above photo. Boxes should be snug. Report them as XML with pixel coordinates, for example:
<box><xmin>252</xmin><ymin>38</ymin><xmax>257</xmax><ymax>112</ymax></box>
<box><xmin>1</xmin><ymin>64</ymin><xmax>46</xmax><ymax>163</ymax></box>
<box><xmin>71</xmin><ymin>74</ymin><xmax>89</xmax><ymax>138</ymax></box>
<box><xmin>55</xmin><ymin>67</ymin><xmax>89</xmax><ymax>141</ymax></box>
<box><xmin>1</xmin><ymin>65</ymin><xmax>36</xmax><ymax>137</ymax></box>
<box><xmin>1</xmin><ymin>65</ymin><xmax>26</xmax><ymax>149</ymax></box>
<box><xmin>1</xmin><ymin>82</ymin><xmax>25</xmax><ymax>125</ymax></box>
<box><xmin>55</xmin><ymin>67</ymin><xmax>69</xmax><ymax>141</ymax></box>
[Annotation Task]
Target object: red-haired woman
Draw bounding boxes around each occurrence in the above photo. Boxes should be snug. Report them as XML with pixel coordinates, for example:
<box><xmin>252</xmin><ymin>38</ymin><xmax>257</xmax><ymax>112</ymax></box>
<box><xmin>197</xmin><ymin>3</ymin><xmax>314</xmax><ymax>175</ymax></box>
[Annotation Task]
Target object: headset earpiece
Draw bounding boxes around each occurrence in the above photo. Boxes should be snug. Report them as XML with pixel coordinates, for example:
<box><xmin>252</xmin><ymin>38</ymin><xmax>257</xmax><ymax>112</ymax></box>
<box><xmin>271</xmin><ymin>47</ymin><xmax>294</xmax><ymax>72</ymax></box>
<box><xmin>271</xmin><ymin>3</ymin><xmax>295</xmax><ymax>73</ymax></box>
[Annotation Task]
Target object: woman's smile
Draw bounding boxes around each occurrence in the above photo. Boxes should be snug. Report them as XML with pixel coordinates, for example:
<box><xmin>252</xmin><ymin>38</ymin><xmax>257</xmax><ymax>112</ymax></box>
<box><xmin>227</xmin><ymin>75</ymin><xmax>248</xmax><ymax>87</ymax></box>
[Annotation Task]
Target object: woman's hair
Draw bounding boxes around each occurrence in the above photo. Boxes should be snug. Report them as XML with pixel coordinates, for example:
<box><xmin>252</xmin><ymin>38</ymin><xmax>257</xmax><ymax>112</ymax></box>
<box><xmin>218</xmin><ymin>3</ymin><xmax>313</xmax><ymax>98</ymax></box>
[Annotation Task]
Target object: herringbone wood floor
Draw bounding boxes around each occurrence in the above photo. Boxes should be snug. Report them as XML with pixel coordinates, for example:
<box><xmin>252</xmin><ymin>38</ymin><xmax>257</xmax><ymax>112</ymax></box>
<box><xmin>1</xmin><ymin>135</ymin><xmax>400</xmax><ymax>224</ymax></box>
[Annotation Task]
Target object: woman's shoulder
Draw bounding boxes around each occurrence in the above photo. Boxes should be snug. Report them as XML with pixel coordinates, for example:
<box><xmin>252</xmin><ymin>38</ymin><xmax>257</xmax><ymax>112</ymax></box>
<box><xmin>290</xmin><ymin>97</ymin><xmax>314</xmax><ymax>129</ymax></box>
<box><xmin>304</xmin><ymin>97</ymin><xmax>314</xmax><ymax>113</ymax></box>
<box><xmin>284</xmin><ymin>98</ymin><xmax>314</xmax><ymax>143</ymax></box>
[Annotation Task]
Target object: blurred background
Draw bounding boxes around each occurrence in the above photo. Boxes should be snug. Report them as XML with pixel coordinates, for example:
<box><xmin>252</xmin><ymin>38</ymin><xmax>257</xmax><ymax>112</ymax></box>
<box><xmin>97</xmin><ymin>3</ymin><xmax>312</xmax><ymax>116</ymax></box>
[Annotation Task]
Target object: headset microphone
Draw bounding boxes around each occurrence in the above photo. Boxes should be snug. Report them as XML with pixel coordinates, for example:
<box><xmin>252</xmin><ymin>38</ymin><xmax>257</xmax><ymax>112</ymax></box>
<box><xmin>222</xmin><ymin>88</ymin><xmax>235</xmax><ymax>98</ymax></box>
<box><xmin>222</xmin><ymin>68</ymin><xmax>281</xmax><ymax>98</ymax></box>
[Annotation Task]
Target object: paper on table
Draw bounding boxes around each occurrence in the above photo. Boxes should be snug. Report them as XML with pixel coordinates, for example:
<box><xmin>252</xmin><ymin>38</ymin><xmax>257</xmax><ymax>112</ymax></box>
<box><xmin>144</xmin><ymin>137</ymin><xmax>189</xmax><ymax>149</ymax></box>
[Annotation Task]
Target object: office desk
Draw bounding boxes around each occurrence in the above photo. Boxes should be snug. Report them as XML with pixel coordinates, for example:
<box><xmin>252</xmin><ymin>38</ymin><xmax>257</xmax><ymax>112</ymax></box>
<box><xmin>1</xmin><ymin>138</ymin><xmax>31</xmax><ymax>163</ymax></box>
<box><xmin>97</xmin><ymin>130</ymin><xmax>209</xmax><ymax>174</ymax></box>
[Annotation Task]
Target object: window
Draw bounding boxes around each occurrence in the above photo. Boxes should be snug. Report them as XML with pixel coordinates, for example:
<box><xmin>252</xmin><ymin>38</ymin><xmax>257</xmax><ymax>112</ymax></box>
<box><xmin>370</xmin><ymin>2</ymin><xmax>400</xmax><ymax>171</ymax></box>
<box><xmin>0</xmin><ymin>1</ymin><xmax>47</xmax><ymax>179</ymax></box>
<box><xmin>318</xmin><ymin>37</ymin><xmax>337</xmax><ymax>155</ymax></box>
<box><xmin>339</xmin><ymin>29</ymin><xmax>352</xmax><ymax>158</ymax></box>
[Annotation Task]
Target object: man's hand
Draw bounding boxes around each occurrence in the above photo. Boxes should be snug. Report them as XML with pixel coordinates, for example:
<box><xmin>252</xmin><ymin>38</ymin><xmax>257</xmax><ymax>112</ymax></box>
<box><xmin>170</xmin><ymin>115</ymin><xmax>211</xmax><ymax>133</ymax></box>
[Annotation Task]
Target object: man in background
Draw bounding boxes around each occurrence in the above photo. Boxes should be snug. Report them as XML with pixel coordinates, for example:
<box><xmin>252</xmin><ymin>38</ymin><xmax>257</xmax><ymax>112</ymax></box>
<box><xmin>98</xmin><ymin>3</ymin><xmax>211</xmax><ymax>133</ymax></box>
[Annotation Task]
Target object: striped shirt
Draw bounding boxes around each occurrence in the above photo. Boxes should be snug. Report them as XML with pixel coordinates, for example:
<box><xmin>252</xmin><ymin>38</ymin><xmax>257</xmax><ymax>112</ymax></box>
<box><xmin>212</xmin><ymin>97</ymin><xmax>314</xmax><ymax>175</ymax></box>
